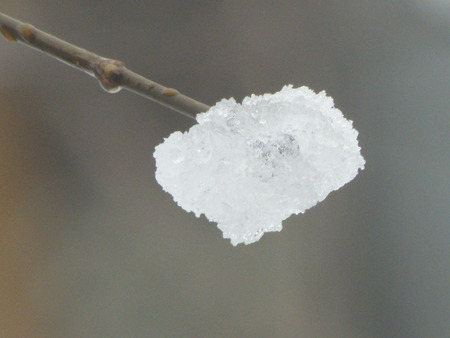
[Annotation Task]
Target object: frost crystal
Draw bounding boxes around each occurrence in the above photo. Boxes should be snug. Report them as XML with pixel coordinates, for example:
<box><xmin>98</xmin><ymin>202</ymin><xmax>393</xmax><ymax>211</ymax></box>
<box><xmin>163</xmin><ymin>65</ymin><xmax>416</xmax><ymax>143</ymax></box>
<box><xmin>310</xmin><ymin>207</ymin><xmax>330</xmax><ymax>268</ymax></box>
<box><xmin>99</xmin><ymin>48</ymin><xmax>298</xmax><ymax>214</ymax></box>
<box><xmin>154</xmin><ymin>85</ymin><xmax>365</xmax><ymax>245</ymax></box>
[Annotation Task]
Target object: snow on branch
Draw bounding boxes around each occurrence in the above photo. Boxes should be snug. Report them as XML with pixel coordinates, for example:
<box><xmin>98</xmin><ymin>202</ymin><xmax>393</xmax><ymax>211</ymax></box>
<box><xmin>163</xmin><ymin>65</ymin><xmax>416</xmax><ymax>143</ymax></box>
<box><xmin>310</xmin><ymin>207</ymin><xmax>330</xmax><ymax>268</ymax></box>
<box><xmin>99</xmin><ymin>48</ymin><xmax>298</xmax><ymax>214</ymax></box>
<box><xmin>155</xmin><ymin>86</ymin><xmax>365</xmax><ymax>245</ymax></box>
<box><xmin>1</xmin><ymin>12</ymin><xmax>365</xmax><ymax>245</ymax></box>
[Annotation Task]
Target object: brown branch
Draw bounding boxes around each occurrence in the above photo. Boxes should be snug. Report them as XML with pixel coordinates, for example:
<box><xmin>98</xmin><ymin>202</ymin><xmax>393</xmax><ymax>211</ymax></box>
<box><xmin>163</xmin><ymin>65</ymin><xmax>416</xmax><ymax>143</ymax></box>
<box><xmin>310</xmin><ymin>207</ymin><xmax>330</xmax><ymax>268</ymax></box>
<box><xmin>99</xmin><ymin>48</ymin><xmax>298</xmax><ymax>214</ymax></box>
<box><xmin>0</xmin><ymin>12</ymin><xmax>210</xmax><ymax>120</ymax></box>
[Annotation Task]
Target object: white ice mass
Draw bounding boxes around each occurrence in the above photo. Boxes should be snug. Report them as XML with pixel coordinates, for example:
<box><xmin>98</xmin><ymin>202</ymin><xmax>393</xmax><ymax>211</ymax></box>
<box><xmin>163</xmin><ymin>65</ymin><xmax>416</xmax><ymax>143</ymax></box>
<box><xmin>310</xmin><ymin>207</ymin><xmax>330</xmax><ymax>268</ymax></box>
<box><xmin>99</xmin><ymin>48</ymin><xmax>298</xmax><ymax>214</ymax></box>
<box><xmin>154</xmin><ymin>85</ymin><xmax>365</xmax><ymax>245</ymax></box>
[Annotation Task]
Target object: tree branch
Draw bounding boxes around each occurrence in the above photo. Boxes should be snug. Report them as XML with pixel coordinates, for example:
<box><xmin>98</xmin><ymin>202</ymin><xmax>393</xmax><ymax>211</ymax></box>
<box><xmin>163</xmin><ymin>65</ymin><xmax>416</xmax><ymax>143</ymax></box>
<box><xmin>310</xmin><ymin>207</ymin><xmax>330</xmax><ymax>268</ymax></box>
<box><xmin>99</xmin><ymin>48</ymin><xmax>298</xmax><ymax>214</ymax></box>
<box><xmin>0</xmin><ymin>12</ymin><xmax>210</xmax><ymax>120</ymax></box>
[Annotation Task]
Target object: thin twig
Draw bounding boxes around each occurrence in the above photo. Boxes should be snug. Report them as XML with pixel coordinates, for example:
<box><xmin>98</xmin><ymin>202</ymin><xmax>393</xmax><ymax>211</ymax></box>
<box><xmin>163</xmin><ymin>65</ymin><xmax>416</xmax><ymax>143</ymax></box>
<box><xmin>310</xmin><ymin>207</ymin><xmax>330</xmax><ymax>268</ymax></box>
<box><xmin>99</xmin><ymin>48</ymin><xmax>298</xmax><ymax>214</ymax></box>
<box><xmin>0</xmin><ymin>12</ymin><xmax>210</xmax><ymax>120</ymax></box>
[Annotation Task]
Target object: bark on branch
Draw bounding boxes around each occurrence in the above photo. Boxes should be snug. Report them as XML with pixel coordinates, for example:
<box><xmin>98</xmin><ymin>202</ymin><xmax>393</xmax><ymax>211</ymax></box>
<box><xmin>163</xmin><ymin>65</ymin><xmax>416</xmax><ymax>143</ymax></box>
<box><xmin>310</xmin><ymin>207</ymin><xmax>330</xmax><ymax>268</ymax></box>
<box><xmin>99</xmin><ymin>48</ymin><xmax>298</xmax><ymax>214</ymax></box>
<box><xmin>0</xmin><ymin>12</ymin><xmax>210</xmax><ymax>120</ymax></box>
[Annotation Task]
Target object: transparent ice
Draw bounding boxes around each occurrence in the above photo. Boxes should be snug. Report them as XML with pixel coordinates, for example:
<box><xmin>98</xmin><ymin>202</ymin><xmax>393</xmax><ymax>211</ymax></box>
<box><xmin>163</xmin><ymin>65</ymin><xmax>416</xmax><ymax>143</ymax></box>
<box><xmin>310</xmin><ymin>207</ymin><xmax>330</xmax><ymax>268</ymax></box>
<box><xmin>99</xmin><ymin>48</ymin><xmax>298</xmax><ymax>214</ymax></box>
<box><xmin>154</xmin><ymin>85</ymin><xmax>365</xmax><ymax>245</ymax></box>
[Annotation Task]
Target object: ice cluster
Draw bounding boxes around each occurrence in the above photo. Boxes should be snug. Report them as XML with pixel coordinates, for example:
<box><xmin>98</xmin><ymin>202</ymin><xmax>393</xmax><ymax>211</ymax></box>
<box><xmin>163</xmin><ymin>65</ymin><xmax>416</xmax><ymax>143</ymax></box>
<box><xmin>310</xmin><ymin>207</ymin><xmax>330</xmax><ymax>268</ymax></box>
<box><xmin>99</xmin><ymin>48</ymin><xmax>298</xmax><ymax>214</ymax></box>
<box><xmin>154</xmin><ymin>85</ymin><xmax>365</xmax><ymax>245</ymax></box>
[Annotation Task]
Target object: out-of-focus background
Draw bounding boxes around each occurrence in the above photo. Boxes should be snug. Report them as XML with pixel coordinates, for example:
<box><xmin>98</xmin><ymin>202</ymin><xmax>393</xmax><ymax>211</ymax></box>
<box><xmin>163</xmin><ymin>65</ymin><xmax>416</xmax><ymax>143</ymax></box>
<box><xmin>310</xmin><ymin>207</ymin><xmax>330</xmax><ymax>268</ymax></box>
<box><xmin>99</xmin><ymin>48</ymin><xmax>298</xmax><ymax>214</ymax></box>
<box><xmin>1</xmin><ymin>1</ymin><xmax>448</xmax><ymax>337</ymax></box>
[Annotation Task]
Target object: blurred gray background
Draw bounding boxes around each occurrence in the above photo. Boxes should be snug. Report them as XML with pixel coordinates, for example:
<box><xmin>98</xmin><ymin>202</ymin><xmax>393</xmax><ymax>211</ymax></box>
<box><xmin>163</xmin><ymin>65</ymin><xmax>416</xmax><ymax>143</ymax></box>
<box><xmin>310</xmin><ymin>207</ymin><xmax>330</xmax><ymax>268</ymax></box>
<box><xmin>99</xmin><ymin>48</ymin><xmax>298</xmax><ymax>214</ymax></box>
<box><xmin>1</xmin><ymin>1</ymin><xmax>449</xmax><ymax>337</ymax></box>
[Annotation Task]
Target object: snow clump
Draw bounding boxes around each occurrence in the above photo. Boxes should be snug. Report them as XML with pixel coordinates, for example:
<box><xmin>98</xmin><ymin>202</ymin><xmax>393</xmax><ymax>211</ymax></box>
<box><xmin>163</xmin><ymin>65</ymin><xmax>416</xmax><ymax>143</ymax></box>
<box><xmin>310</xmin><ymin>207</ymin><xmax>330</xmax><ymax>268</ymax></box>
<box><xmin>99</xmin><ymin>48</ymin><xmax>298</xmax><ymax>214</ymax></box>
<box><xmin>154</xmin><ymin>85</ymin><xmax>365</xmax><ymax>245</ymax></box>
